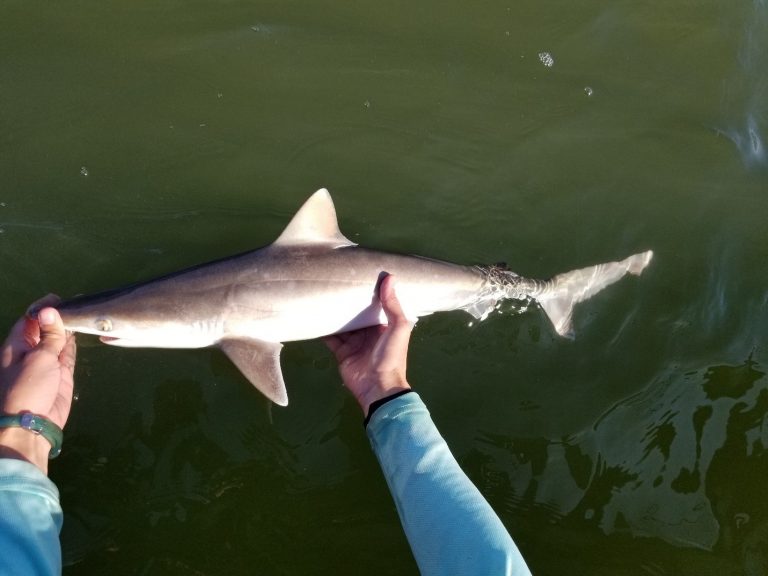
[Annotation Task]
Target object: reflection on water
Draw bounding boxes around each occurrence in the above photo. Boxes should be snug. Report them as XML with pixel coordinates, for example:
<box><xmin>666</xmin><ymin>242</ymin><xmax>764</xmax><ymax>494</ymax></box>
<box><xmin>720</xmin><ymin>0</ymin><xmax>767</xmax><ymax>169</ymax></box>
<box><xmin>724</xmin><ymin>115</ymin><xmax>766</xmax><ymax>168</ymax></box>
<box><xmin>471</xmin><ymin>356</ymin><xmax>768</xmax><ymax>570</ymax></box>
<box><xmin>59</xmin><ymin>377</ymin><xmax>300</xmax><ymax>571</ymax></box>
<box><xmin>59</xmin><ymin>373</ymin><xmax>418</xmax><ymax>574</ymax></box>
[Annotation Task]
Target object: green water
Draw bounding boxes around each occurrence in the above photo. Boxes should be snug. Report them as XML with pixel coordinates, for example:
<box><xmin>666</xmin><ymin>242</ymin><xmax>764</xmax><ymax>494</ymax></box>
<box><xmin>2</xmin><ymin>0</ymin><xmax>767</xmax><ymax>574</ymax></box>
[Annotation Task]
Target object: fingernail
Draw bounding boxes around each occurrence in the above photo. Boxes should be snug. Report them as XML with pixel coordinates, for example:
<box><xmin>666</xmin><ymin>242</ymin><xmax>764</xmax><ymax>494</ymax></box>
<box><xmin>39</xmin><ymin>308</ymin><xmax>56</xmax><ymax>326</ymax></box>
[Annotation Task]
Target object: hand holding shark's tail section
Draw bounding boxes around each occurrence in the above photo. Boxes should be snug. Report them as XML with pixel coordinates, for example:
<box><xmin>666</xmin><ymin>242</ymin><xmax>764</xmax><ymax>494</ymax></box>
<box><xmin>533</xmin><ymin>251</ymin><xmax>653</xmax><ymax>337</ymax></box>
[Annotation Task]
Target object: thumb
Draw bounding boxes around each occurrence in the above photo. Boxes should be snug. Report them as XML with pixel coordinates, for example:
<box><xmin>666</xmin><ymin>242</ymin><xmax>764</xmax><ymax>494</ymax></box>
<box><xmin>377</xmin><ymin>275</ymin><xmax>413</xmax><ymax>353</ymax></box>
<box><xmin>36</xmin><ymin>307</ymin><xmax>68</xmax><ymax>356</ymax></box>
<box><xmin>379</xmin><ymin>275</ymin><xmax>409</xmax><ymax>327</ymax></box>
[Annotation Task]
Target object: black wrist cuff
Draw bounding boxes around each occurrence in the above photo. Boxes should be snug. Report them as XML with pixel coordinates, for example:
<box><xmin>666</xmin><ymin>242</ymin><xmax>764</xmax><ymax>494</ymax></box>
<box><xmin>363</xmin><ymin>390</ymin><xmax>413</xmax><ymax>428</ymax></box>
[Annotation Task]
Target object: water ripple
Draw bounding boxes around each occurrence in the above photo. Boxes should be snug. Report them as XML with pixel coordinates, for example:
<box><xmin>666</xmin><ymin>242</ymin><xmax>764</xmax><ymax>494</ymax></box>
<box><xmin>472</xmin><ymin>355</ymin><xmax>768</xmax><ymax>555</ymax></box>
<box><xmin>719</xmin><ymin>0</ymin><xmax>768</xmax><ymax>170</ymax></box>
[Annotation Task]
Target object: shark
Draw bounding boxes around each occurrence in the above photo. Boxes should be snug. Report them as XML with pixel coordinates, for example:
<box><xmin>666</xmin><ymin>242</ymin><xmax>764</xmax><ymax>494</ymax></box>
<box><xmin>53</xmin><ymin>189</ymin><xmax>653</xmax><ymax>406</ymax></box>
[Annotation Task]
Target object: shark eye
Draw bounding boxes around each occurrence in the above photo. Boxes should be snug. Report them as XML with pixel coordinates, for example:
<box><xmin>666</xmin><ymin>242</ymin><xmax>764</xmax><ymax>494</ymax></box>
<box><xmin>95</xmin><ymin>318</ymin><xmax>113</xmax><ymax>332</ymax></box>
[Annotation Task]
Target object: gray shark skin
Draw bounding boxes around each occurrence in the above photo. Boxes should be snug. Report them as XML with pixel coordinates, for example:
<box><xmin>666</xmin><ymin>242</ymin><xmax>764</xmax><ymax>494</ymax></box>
<box><xmin>53</xmin><ymin>189</ymin><xmax>653</xmax><ymax>406</ymax></box>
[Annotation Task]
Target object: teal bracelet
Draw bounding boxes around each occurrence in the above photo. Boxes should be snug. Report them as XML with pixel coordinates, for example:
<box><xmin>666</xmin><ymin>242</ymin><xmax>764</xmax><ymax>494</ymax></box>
<box><xmin>0</xmin><ymin>413</ymin><xmax>63</xmax><ymax>459</ymax></box>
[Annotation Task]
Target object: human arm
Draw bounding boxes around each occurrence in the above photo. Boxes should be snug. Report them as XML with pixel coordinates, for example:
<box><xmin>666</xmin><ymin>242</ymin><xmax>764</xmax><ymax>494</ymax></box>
<box><xmin>325</xmin><ymin>275</ymin><xmax>532</xmax><ymax>575</ymax></box>
<box><xmin>367</xmin><ymin>392</ymin><xmax>532</xmax><ymax>575</ymax></box>
<box><xmin>0</xmin><ymin>300</ymin><xmax>76</xmax><ymax>575</ymax></box>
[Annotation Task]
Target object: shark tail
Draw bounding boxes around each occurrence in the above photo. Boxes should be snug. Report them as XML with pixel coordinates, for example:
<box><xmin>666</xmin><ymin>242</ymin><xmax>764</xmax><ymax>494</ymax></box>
<box><xmin>532</xmin><ymin>250</ymin><xmax>654</xmax><ymax>338</ymax></box>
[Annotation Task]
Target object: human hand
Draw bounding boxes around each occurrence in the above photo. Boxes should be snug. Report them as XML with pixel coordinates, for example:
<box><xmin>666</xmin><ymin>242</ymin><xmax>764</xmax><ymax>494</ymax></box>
<box><xmin>324</xmin><ymin>274</ymin><xmax>413</xmax><ymax>417</ymax></box>
<box><xmin>0</xmin><ymin>296</ymin><xmax>77</xmax><ymax>474</ymax></box>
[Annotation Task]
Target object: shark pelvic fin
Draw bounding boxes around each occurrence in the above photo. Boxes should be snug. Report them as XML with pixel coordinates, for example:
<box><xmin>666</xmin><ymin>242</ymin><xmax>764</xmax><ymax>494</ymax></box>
<box><xmin>274</xmin><ymin>188</ymin><xmax>356</xmax><ymax>248</ymax></box>
<box><xmin>219</xmin><ymin>338</ymin><xmax>289</xmax><ymax>406</ymax></box>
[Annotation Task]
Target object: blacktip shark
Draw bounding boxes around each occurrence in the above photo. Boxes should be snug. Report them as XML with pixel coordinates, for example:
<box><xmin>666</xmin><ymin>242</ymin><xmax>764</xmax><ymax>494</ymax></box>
<box><xmin>53</xmin><ymin>189</ymin><xmax>653</xmax><ymax>406</ymax></box>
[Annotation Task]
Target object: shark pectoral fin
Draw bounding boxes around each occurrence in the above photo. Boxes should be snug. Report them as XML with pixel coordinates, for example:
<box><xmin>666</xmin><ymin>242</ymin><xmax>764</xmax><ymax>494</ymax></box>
<box><xmin>219</xmin><ymin>338</ymin><xmax>289</xmax><ymax>406</ymax></box>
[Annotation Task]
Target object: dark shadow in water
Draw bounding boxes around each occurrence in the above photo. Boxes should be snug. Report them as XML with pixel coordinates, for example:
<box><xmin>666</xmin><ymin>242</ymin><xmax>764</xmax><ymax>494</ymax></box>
<box><xmin>703</xmin><ymin>355</ymin><xmax>765</xmax><ymax>400</ymax></box>
<box><xmin>59</xmin><ymin>378</ymin><xmax>228</xmax><ymax>569</ymax></box>
<box><xmin>706</xmin><ymin>386</ymin><xmax>768</xmax><ymax>571</ymax></box>
<box><xmin>59</xmin><ymin>377</ymin><xmax>416</xmax><ymax>575</ymax></box>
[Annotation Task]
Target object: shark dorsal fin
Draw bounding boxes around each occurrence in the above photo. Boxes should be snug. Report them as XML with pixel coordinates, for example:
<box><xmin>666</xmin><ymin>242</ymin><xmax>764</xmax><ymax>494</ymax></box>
<box><xmin>274</xmin><ymin>188</ymin><xmax>356</xmax><ymax>248</ymax></box>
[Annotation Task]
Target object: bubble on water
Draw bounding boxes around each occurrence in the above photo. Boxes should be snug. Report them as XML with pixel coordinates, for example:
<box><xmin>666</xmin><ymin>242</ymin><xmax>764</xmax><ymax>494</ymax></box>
<box><xmin>80</xmin><ymin>166</ymin><xmax>89</xmax><ymax>177</ymax></box>
<box><xmin>584</xmin><ymin>86</ymin><xmax>594</xmax><ymax>97</ymax></box>
<box><xmin>250</xmin><ymin>24</ymin><xmax>272</xmax><ymax>35</ymax></box>
<box><xmin>538</xmin><ymin>51</ymin><xmax>554</xmax><ymax>68</ymax></box>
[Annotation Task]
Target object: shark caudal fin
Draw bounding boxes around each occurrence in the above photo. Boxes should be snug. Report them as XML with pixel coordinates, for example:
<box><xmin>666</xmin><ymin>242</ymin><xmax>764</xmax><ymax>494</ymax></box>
<box><xmin>538</xmin><ymin>250</ymin><xmax>653</xmax><ymax>338</ymax></box>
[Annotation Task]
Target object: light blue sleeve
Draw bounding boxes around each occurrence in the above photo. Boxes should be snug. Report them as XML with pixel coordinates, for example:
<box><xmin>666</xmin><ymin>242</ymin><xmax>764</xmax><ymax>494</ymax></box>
<box><xmin>0</xmin><ymin>458</ymin><xmax>63</xmax><ymax>576</ymax></box>
<box><xmin>367</xmin><ymin>392</ymin><xmax>532</xmax><ymax>576</ymax></box>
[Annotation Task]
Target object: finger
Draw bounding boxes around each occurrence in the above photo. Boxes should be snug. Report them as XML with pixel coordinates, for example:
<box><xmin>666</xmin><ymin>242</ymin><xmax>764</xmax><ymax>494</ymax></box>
<box><xmin>379</xmin><ymin>275</ymin><xmax>410</xmax><ymax>328</ymax></box>
<box><xmin>25</xmin><ymin>293</ymin><xmax>61</xmax><ymax>319</ymax></box>
<box><xmin>59</xmin><ymin>332</ymin><xmax>77</xmax><ymax>375</ymax></box>
<box><xmin>3</xmin><ymin>294</ymin><xmax>62</xmax><ymax>365</ymax></box>
<box><xmin>333</xmin><ymin>330</ymin><xmax>367</xmax><ymax>361</ymax></box>
<box><xmin>322</xmin><ymin>334</ymin><xmax>344</xmax><ymax>354</ymax></box>
<box><xmin>378</xmin><ymin>277</ymin><xmax>413</xmax><ymax>351</ymax></box>
<box><xmin>36</xmin><ymin>307</ymin><xmax>69</xmax><ymax>357</ymax></box>
<box><xmin>1</xmin><ymin>315</ymin><xmax>38</xmax><ymax>368</ymax></box>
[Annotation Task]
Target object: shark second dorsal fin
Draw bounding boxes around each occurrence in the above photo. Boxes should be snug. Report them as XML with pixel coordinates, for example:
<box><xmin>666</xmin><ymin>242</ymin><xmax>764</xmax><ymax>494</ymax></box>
<box><xmin>274</xmin><ymin>188</ymin><xmax>356</xmax><ymax>248</ymax></box>
<box><xmin>219</xmin><ymin>338</ymin><xmax>289</xmax><ymax>406</ymax></box>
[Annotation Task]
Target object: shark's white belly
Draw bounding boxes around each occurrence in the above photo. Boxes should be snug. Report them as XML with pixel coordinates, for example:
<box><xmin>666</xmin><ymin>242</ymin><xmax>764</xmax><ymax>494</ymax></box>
<box><xmin>222</xmin><ymin>277</ymin><xmax>460</xmax><ymax>343</ymax></box>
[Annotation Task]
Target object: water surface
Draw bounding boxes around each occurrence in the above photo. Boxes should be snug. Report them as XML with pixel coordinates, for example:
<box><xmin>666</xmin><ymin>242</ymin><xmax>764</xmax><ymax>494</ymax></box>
<box><xmin>2</xmin><ymin>0</ymin><xmax>767</xmax><ymax>574</ymax></box>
